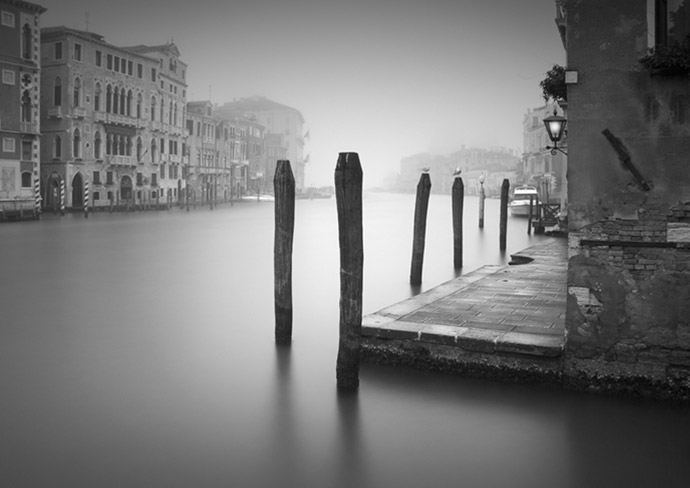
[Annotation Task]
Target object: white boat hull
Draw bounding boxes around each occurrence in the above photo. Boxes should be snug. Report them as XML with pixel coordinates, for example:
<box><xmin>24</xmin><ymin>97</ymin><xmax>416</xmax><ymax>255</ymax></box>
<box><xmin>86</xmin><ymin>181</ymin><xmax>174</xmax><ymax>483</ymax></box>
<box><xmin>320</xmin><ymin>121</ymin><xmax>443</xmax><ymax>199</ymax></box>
<box><xmin>509</xmin><ymin>201</ymin><xmax>532</xmax><ymax>217</ymax></box>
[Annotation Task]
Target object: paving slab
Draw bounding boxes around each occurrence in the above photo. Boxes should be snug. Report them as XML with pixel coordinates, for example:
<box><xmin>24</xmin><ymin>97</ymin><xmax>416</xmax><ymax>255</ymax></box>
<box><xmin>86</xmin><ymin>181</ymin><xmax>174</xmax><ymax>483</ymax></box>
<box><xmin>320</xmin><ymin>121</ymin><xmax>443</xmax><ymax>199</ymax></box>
<box><xmin>362</xmin><ymin>238</ymin><xmax>568</xmax><ymax>364</ymax></box>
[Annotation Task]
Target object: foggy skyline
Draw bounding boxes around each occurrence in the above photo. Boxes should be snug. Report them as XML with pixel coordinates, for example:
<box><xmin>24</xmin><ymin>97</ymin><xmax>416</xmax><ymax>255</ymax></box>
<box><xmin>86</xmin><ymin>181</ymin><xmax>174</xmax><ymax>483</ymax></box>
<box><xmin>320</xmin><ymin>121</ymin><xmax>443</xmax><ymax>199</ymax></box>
<box><xmin>37</xmin><ymin>0</ymin><xmax>565</xmax><ymax>187</ymax></box>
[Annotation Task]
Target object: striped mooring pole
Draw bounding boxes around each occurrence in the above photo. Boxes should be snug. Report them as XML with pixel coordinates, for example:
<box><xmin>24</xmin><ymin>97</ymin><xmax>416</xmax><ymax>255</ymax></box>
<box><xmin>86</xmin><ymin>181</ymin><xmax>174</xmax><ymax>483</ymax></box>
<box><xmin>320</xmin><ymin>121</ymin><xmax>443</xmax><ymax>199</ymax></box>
<box><xmin>83</xmin><ymin>179</ymin><xmax>90</xmax><ymax>219</ymax></box>
<box><xmin>60</xmin><ymin>178</ymin><xmax>65</xmax><ymax>216</ymax></box>
<box><xmin>33</xmin><ymin>172</ymin><xmax>41</xmax><ymax>218</ymax></box>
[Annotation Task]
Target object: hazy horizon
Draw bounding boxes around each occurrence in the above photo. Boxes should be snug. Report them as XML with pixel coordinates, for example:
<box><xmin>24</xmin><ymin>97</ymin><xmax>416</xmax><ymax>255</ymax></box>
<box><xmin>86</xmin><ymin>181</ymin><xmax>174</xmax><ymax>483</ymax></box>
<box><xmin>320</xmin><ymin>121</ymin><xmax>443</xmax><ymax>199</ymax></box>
<box><xmin>36</xmin><ymin>0</ymin><xmax>565</xmax><ymax>187</ymax></box>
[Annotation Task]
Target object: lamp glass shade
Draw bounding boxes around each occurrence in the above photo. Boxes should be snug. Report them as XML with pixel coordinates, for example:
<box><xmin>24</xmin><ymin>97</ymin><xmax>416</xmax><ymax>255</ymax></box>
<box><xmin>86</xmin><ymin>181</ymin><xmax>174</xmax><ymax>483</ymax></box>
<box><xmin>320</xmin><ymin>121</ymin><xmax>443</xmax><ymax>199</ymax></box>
<box><xmin>543</xmin><ymin>113</ymin><xmax>567</xmax><ymax>143</ymax></box>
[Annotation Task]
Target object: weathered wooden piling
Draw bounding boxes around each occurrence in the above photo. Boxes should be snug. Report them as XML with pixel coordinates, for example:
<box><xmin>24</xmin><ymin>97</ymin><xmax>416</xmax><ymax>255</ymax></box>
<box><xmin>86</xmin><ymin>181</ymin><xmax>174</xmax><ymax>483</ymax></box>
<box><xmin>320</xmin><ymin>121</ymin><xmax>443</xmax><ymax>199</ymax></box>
<box><xmin>478</xmin><ymin>180</ymin><xmax>485</xmax><ymax>229</ymax></box>
<box><xmin>410</xmin><ymin>172</ymin><xmax>431</xmax><ymax>285</ymax></box>
<box><xmin>83</xmin><ymin>179</ymin><xmax>89</xmax><ymax>219</ymax></box>
<box><xmin>452</xmin><ymin>175</ymin><xmax>464</xmax><ymax>269</ymax></box>
<box><xmin>527</xmin><ymin>195</ymin><xmax>533</xmax><ymax>235</ymax></box>
<box><xmin>274</xmin><ymin>160</ymin><xmax>295</xmax><ymax>345</ymax></box>
<box><xmin>499</xmin><ymin>178</ymin><xmax>509</xmax><ymax>250</ymax></box>
<box><xmin>335</xmin><ymin>152</ymin><xmax>364</xmax><ymax>390</ymax></box>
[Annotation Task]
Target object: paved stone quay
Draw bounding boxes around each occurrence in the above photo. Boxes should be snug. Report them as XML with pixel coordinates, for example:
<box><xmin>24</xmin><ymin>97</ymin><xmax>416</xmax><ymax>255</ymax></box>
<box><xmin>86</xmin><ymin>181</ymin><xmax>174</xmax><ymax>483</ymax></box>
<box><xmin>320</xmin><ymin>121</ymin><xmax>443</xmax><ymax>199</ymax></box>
<box><xmin>361</xmin><ymin>237</ymin><xmax>568</xmax><ymax>382</ymax></box>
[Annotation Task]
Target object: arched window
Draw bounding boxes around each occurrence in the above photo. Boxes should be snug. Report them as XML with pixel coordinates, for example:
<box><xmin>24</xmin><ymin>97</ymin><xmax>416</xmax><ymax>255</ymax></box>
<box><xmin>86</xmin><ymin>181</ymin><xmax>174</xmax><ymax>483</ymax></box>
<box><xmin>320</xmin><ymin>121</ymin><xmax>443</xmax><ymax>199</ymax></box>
<box><xmin>126</xmin><ymin>136</ymin><xmax>132</xmax><ymax>156</ymax></box>
<box><xmin>119</xmin><ymin>135</ymin><xmax>125</xmax><ymax>155</ymax></box>
<box><xmin>54</xmin><ymin>77</ymin><xmax>62</xmax><ymax>106</ymax></box>
<box><xmin>21</xmin><ymin>171</ymin><xmax>32</xmax><ymax>187</ymax></box>
<box><xmin>127</xmin><ymin>90</ymin><xmax>133</xmax><ymax>117</ymax></box>
<box><xmin>169</xmin><ymin>100</ymin><xmax>173</xmax><ymax>124</ymax></box>
<box><xmin>136</xmin><ymin>93</ymin><xmax>142</xmax><ymax>119</ymax></box>
<box><xmin>106</xmin><ymin>84</ymin><xmax>112</xmax><ymax>113</ymax></box>
<box><xmin>106</xmin><ymin>134</ymin><xmax>112</xmax><ymax>156</ymax></box>
<box><xmin>22</xmin><ymin>24</ymin><xmax>31</xmax><ymax>59</ymax></box>
<box><xmin>151</xmin><ymin>138</ymin><xmax>157</xmax><ymax>163</ymax></box>
<box><xmin>112</xmin><ymin>86</ymin><xmax>119</xmax><ymax>114</ymax></box>
<box><xmin>54</xmin><ymin>135</ymin><xmax>62</xmax><ymax>158</ymax></box>
<box><xmin>94</xmin><ymin>131</ymin><xmax>101</xmax><ymax>159</ymax></box>
<box><xmin>73</xmin><ymin>77</ymin><xmax>81</xmax><ymax>107</ymax></box>
<box><xmin>119</xmin><ymin>88</ymin><xmax>126</xmax><ymax>115</ymax></box>
<box><xmin>173</xmin><ymin>103</ymin><xmax>178</xmax><ymax>126</ymax></box>
<box><xmin>21</xmin><ymin>90</ymin><xmax>31</xmax><ymax>122</ymax></box>
<box><xmin>73</xmin><ymin>128</ymin><xmax>81</xmax><ymax>158</ymax></box>
<box><xmin>94</xmin><ymin>83</ymin><xmax>101</xmax><ymax>111</ymax></box>
<box><xmin>160</xmin><ymin>99</ymin><xmax>164</xmax><ymax>122</ymax></box>
<box><xmin>136</xmin><ymin>137</ymin><xmax>142</xmax><ymax>161</ymax></box>
<box><xmin>151</xmin><ymin>96</ymin><xmax>156</xmax><ymax>121</ymax></box>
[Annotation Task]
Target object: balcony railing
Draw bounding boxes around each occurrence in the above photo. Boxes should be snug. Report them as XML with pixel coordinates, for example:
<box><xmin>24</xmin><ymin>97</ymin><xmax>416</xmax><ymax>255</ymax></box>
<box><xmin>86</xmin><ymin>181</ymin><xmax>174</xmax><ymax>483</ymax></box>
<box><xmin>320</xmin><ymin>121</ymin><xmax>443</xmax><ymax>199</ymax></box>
<box><xmin>47</xmin><ymin>107</ymin><xmax>63</xmax><ymax>118</ymax></box>
<box><xmin>108</xmin><ymin>155</ymin><xmax>135</xmax><ymax>166</ymax></box>
<box><xmin>72</xmin><ymin>107</ymin><xmax>87</xmax><ymax>118</ymax></box>
<box><xmin>94</xmin><ymin>112</ymin><xmax>107</xmax><ymax>123</ymax></box>
<box><xmin>20</xmin><ymin>121</ymin><xmax>38</xmax><ymax>134</ymax></box>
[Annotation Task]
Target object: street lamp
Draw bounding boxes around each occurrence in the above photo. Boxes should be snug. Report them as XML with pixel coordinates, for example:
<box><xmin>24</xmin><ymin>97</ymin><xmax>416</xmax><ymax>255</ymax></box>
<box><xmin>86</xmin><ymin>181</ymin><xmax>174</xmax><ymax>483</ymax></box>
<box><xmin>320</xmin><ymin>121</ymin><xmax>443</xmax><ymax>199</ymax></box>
<box><xmin>543</xmin><ymin>109</ymin><xmax>567</xmax><ymax>156</ymax></box>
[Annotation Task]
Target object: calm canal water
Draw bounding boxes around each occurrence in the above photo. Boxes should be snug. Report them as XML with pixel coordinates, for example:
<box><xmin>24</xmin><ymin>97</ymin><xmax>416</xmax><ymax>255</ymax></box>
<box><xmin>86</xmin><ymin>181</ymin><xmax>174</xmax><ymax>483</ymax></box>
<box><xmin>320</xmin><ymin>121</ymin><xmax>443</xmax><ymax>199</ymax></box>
<box><xmin>1</xmin><ymin>192</ymin><xmax>689</xmax><ymax>487</ymax></box>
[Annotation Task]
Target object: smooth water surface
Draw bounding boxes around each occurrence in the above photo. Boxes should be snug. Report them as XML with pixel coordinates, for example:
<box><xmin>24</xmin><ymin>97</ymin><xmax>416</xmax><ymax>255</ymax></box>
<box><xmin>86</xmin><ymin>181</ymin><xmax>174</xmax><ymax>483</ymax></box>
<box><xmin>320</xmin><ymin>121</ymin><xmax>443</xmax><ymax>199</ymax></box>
<box><xmin>1</xmin><ymin>193</ymin><xmax>689</xmax><ymax>487</ymax></box>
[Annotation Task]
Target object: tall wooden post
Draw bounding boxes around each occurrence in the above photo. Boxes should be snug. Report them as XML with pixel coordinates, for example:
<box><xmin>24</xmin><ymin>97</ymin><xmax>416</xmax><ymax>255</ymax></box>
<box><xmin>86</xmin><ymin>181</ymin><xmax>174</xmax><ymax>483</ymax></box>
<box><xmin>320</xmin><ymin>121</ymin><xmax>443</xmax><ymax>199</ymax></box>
<box><xmin>274</xmin><ymin>160</ymin><xmax>295</xmax><ymax>345</ymax></box>
<box><xmin>478</xmin><ymin>180</ymin><xmax>485</xmax><ymax>228</ymax></box>
<box><xmin>335</xmin><ymin>152</ymin><xmax>363</xmax><ymax>390</ymax></box>
<box><xmin>410</xmin><ymin>172</ymin><xmax>431</xmax><ymax>285</ymax></box>
<box><xmin>499</xmin><ymin>178</ymin><xmax>509</xmax><ymax>251</ymax></box>
<box><xmin>452</xmin><ymin>176</ymin><xmax>464</xmax><ymax>269</ymax></box>
<box><xmin>527</xmin><ymin>195</ymin><xmax>533</xmax><ymax>235</ymax></box>
<box><xmin>83</xmin><ymin>179</ymin><xmax>89</xmax><ymax>219</ymax></box>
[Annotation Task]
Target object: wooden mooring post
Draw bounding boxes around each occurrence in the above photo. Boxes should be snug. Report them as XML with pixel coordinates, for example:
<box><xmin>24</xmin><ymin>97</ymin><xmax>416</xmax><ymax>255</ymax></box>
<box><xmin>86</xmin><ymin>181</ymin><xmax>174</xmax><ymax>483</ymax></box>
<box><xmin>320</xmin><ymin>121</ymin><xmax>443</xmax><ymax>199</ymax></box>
<box><xmin>478</xmin><ymin>177</ymin><xmax>485</xmax><ymax>229</ymax></box>
<box><xmin>499</xmin><ymin>178</ymin><xmax>509</xmax><ymax>251</ymax></box>
<box><xmin>410</xmin><ymin>171</ymin><xmax>431</xmax><ymax>285</ymax></box>
<box><xmin>527</xmin><ymin>195</ymin><xmax>534</xmax><ymax>235</ymax></box>
<box><xmin>274</xmin><ymin>160</ymin><xmax>295</xmax><ymax>345</ymax></box>
<box><xmin>335</xmin><ymin>152</ymin><xmax>363</xmax><ymax>390</ymax></box>
<box><xmin>452</xmin><ymin>175</ymin><xmax>464</xmax><ymax>269</ymax></box>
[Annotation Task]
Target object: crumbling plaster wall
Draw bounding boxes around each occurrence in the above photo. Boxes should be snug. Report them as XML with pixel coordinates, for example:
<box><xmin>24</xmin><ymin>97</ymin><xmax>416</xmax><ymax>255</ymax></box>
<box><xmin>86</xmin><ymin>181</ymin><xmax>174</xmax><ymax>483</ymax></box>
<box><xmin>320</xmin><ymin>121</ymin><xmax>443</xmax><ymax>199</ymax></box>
<box><xmin>565</xmin><ymin>0</ymin><xmax>690</xmax><ymax>392</ymax></box>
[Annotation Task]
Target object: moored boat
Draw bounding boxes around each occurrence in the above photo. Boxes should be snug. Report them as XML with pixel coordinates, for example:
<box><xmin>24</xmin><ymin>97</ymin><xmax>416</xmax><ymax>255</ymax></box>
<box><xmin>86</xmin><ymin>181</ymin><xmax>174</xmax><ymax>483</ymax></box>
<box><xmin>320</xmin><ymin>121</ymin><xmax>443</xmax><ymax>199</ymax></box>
<box><xmin>509</xmin><ymin>186</ymin><xmax>539</xmax><ymax>217</ymax></box>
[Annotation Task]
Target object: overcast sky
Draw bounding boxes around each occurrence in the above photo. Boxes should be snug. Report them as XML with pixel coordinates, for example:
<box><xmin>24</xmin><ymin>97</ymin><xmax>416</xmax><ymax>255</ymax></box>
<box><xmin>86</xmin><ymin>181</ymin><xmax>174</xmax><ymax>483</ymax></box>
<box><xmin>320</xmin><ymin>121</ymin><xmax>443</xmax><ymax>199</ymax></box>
<box><xmin>37</xmin><ymin>0</ymin><xmax>565</xmax><ymax>187</ymax></box>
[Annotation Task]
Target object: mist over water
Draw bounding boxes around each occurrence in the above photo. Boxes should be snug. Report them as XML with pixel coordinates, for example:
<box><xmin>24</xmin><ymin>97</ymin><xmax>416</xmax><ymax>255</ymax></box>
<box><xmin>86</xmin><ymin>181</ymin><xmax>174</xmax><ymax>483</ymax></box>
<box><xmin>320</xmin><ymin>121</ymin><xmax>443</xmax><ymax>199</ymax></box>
<box><xmin>1</xmin><ymin>194</ymin><xmax>689</xmax><ymax>487</ymax></box>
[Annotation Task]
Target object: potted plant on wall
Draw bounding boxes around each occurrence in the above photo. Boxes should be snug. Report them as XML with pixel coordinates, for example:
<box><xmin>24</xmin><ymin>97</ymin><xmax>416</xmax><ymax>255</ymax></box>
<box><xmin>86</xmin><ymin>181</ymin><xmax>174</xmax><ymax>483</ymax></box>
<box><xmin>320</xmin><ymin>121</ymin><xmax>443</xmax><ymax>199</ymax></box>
<box><xmin>640</xmin><ymin>35</ymin><xmax>690</xmax><ymax>76</ymax></box>
<box><xmin>540</xmin><ymin>64</ymin><xmax>567</xmax><ymax>108</ymax></box>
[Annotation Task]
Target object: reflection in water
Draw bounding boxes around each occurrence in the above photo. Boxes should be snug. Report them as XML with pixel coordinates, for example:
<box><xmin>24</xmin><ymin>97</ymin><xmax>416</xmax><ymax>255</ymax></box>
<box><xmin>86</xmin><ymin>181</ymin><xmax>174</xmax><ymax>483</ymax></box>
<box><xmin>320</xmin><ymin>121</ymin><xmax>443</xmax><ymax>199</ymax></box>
<box><xmin>1</xmin><ymin>194</ymin><xmax>688</xmax><ymax>487</ymax></box>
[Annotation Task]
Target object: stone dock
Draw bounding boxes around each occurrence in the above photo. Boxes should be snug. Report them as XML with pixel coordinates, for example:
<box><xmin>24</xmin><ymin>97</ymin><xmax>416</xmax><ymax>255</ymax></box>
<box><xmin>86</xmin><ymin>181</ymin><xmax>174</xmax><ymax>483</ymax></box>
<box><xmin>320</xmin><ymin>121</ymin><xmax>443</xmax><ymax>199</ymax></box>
<box><xmin>361</xmin><ymin>238</ymin><xmax>569</xmax><ymax>385</ymax></box>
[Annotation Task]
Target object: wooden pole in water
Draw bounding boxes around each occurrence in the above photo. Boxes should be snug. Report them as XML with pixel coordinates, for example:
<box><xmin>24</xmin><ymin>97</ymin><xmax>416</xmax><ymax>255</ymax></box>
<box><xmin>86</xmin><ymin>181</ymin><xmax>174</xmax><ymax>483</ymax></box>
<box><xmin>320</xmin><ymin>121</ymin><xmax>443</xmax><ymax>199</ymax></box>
<box><xmin>274</xmin><ymin>160</ymin><xmax>295</xmax><ymax>345</ymax></box>
<box><xmin>452</xmin><ymin>175</ymin><xmax>464</xmax><ymax>269</ymax></box>
<box><xmin>410</xmin><ymin>172</ymin><xmax>431</xmax><ymax>285</ymax></box>
<box><xmin>527</xmin><ymin>195</ymin><xmax>533</xmax><ymax>235</ymax></box>
<box><xmin>499</xmin><ymin>178</ymin><xmax>509</xmax><ymax>251</ymax></box>
<box><xmin>478</xmin><ymin>179</ymin><xmax>485</xmax><ymax>229</ymax></box>
<box><xmin>335</xmin><ymin>152</ymin><xmax>363</xmax><ymax>390</ymax></box>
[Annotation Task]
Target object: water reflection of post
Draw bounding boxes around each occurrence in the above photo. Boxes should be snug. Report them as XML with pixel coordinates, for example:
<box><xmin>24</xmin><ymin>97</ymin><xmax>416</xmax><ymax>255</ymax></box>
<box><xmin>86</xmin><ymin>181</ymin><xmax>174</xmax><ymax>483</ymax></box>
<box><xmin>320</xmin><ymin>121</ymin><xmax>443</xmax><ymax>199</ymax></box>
<box><xmin>335</xmin><ymin>390</ymin><xmax>364</xmax><ymax>488</ymax></box>
<box><xmin>272</xmin><ymin>345</ymin><xmax>297</xmax><ymax>485</ymax></box>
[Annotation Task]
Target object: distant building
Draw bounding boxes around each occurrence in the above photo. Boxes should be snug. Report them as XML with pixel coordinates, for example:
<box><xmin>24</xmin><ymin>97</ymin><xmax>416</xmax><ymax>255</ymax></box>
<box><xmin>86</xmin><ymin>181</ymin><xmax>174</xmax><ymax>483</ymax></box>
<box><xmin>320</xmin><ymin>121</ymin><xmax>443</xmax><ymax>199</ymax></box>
<box><xmin>39</xmin><ymin>26</ymin><xmax>188</xmax><ymax>210</ymax></box>
<box><xmin>0</xmin><ymin>0</ymin><xmax>46</xmax><ymax>205</ymax></box>
<box><xmin>216</xmin><ymin>96</ymin><xmax>307</xmax><ymax>189</ymax></box>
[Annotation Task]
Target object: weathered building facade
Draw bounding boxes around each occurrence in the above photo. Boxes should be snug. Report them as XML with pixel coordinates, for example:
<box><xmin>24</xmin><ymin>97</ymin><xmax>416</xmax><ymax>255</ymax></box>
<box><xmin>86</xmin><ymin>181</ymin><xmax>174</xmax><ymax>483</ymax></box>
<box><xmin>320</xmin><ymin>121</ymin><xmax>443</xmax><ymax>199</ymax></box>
<box><xmin>39</xmin><ymin>27</ymin><xmax>187</xmax><ymax>210</ymax></box>
<box><xmin>0</xmin><ymin>0</ymin><xmax>45</xmax><ymax>212</ymax></box>
<box><xmin>562</xmin><ymin>0</ymin><xmax>690</xmax><ymax>397</ymax></box>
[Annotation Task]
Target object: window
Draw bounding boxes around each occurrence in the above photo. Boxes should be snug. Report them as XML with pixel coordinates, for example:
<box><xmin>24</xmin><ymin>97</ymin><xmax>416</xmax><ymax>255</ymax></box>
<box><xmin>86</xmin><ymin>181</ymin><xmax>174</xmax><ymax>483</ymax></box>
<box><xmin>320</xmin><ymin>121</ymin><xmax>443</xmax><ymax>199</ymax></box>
<box><xmin>128</xmin><ymin>60</ymin><xmax>133</xmax><ymax>76</ymax></box>
<box><xmin>21</xmin><ymin>140</ymin><xmax>31</xmax><ymax>160</ymax></box>
<box><xmin>94</xmin><ymin>83</ymin><xmax>101</xmax><ymax>111</ymax></box>
<box><xmin>160</xmin><ymin>164</ymin><xmax>166</xmax><ymax>179</ymax></box>
<box><xmin>151</xmin><ymin>96</ymin><xmax>156</xmax><ymax>121</ymax></box>
<box><xmin>22</xmin><ymin>24</ymin><xmax>31</xmax><ymax>59</ymax></box>
<box><xmin>73</xmin><ymin>77</ymin><xmax>81</xmax><ymax>107</ymax></box>
<box><xmin>54</xmin><ymin>135</ymin><xmax>62</xmax><ymax>158</ymax></box>
<box><xmin>2</xmin><ymin>11</ymin><xmax>15</xmax><ymax>27</ymax></box>
<box><xmin>21</xmin><ymin>90</ymin><xmax>31</xmax><ymax>122</ymax></box>
<box><xmin>137</xmin><ymin>63</ymin><xmax>143</xmax><ymax>79</ymax></box>
<box><xmin>93</xmin><ymin>171</ymin><xmax>101</xmax><ymax>185</ymax></box>
<box><xmin>151</xmin><ymin>68</ymin><xmax>157</xmax><ymax>82</ymax></box>
<box><xmin>106</xmin><ymin>171</ymin><xmax>113</xmax><ymax>185</ymax></box>
<box><xmin>151</xmin><ymin>173</ymin><xmax>158</xmax><ymax>186</ymax></box>
<box><xmin>107</xmin><ymin>53</ymin><xmax>112</xmax><ymax>70</ymax></box>
<box><xmin>94</xmin><ymin>131</ymin><xmax>101</xmax><ymax>159</ymax></box>
<box><xmin>136</xmin><ymin>93</ymin><xmax>142</xmax><ymax>119</ymax></box>
<box><xmin>73</xmin><ymin>43</ymin><xmax>82</xmax><ymax>61</ymax></box>
<box><xmin>654</xmin><ymin>0</ymin><xmax>690</xmax><ymax>47</ymax></box>
<box><xmin>73</xmin><ymin>128</ymin><xmax>81</xmax><ymax>158</ymax></box>
<box><xmin>21</xmin><ymin>172</ymin><xmax>31</xmax><ymax>187</ymax></box>
<box><xmin>95</xmin><ymin>50</ymin><xmax>102</xmax><ymax>67</ymax></box>
<box><xmin>2</xmin><ymin>69</ymin><xmax>14</xmax><ymax>85</ymax></box>
<box><xmin>94</xmin><ymin>191</ymin><xmax>100</xmax><ymax>201</ymax></box>
<box><xmin>3</xmin><ymin>137</ymin><xmax>15</xmax><ymax>153</ymax></box>
<box><xmin>114</xmin><ymin>56</ymin><xmax>119</xmax><ymax>72</ymax></box>
<box><xmin>160</xmin><ymin>137</ymin><xmax>165</xmax><ymax>154</ymax></box>
<box><xmin>136</xmin><ymin>137</ymin><xmax>142</xmax><ymax>161</ymax></box>
<box><xmin>136</xmin><ymin>172</ymin><xmax>143</xmax><ymax>186</ymax></box>
<box><xmin>54</xmin><ymin>76</ymin><xmax>62</xmax><ymax>106</ymax></box>
<box><xmin>151</xmin><ymin>139</ymin><xmax>156</xmax><ymax>162</ymax></box>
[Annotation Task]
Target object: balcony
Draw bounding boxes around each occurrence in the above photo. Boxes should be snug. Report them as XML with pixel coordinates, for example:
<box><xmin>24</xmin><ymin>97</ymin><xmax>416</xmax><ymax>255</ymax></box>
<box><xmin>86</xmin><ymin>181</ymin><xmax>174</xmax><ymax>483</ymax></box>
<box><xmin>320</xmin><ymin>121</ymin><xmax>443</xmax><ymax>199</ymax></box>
<box><xmin>94</xmin><ymin>112</ymin><xmax>107</xmax><ymax>123</ymax></box>
<box><xmin>47</xmin><ymin>107</ymin><xmax>63</xmax><ymax>118</ymax></box>
<box><xmin>105</xmin><ymin>113</ymin><xmax>138</xmax><ymax>128</ymax></box>
<box><xmin>20</xmin><ymin>121</ymin><xmax>38</xmax><ymax>134</ymax></box>
<box><xmin>151</xmin><ymin>121</ymin><xmax>163</xmax><ymax>132</ymax></box>
<box><xmin>108</xmin><ymin>155</ymin><xmax>136</xmax><ymax>167</ymax></box>
<box><xmin>72</xmin><ymin>107</ymin><xmax>87</xmax><ymax>119</ymax></box>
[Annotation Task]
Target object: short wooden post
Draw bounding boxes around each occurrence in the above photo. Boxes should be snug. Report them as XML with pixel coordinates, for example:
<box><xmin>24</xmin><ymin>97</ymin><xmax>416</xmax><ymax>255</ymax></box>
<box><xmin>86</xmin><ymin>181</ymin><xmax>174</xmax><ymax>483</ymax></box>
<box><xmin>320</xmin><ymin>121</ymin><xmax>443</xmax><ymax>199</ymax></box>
<box><xmin>499</xmin><ymin>178</ymin><xmax>509</xmax><ymax>250</ymax></box>
<box><xmin>410</xmin><ymin>172</ymin><xmax>431</xmax><ymax>285</ymax></box>
<box><xmin>527</xmin><ymin>195</ymin><xmax>533</xmax><ymax>235</ymax></box>
<box><xmin>274</xmin><ymin>160</ymin><xmax>295</xmax><ymax>345</ymax></box>
<box><xmin>452</xmin><ymin>176</ymin><xmax>464</xmax><ymax>269</ymax></box>
<box><xmin>335</xmin><ymin>152</ymin><xmax>364</xmax><ymax>390</ymax></box>
<box><xmin>478</xmin><ymin>180</ymin><xmax>485</xmax><ymax>229</ymax></box>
